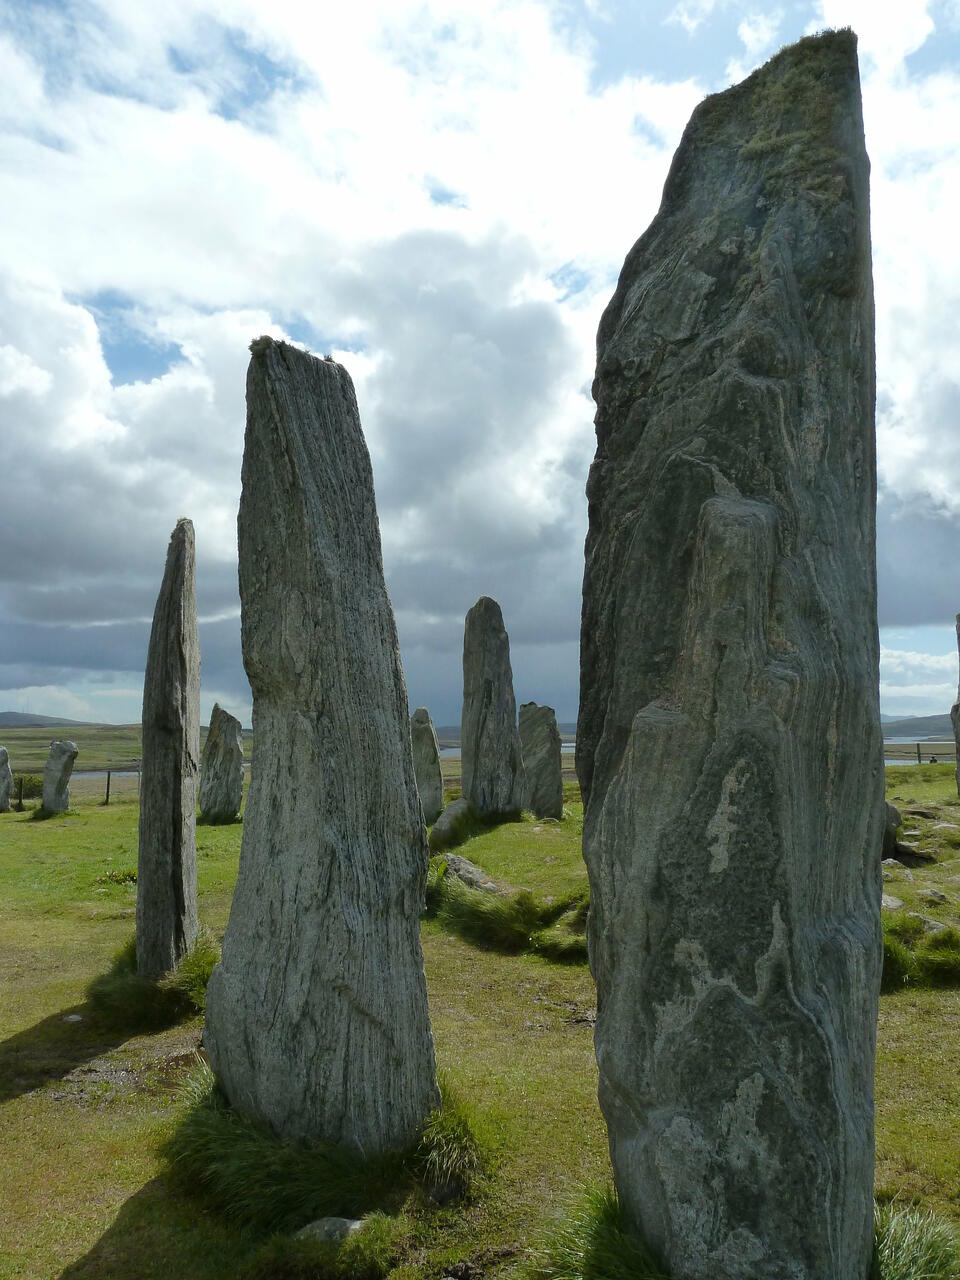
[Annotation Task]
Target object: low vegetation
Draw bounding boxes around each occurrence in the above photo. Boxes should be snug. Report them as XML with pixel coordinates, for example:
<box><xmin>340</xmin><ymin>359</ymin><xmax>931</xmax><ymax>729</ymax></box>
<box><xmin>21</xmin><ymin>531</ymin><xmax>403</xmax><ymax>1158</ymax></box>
<box><xmin>86</xmin><ymin>932</ymin><xmax>220</xmax><ymax>1030</ymax></box>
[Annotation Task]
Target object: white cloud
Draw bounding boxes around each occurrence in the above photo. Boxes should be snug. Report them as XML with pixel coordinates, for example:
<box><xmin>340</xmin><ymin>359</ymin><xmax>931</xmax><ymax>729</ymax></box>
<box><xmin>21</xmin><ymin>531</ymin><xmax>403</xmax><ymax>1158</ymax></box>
<box><xmin>810</xmin><ymin>0</ymin><xmax>935</xmax><ymax>71</ymax></box>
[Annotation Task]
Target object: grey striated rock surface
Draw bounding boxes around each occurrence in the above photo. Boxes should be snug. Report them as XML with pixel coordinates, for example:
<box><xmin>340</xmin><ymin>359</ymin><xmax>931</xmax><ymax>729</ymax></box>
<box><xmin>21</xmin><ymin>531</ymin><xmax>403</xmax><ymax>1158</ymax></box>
<box><xmin>518</xmin><ymin>702</ymin><xmax>563</xmax><ymax>819</ymax></box>
<box><xmin>882</xmin><ymin>801</ymin><xmax>902</xmax><ymax>861</ymax></box>
<box><xmin>42</xmin><ymin>739</ymin><xmax>78</xmax><ymax>812</ymax></box>
<box><xmin>411</xmin><ymin>707</ymin><xmax>444</xmax><ymax>825</ymax></box>
<box><xmin>198</xmin><ymin>703</ymin><xmax>244</xmax><ymax>821</ymax></box>
<box><xmin>461</xmin><ymin>597</ymin><xmax>525</xmax><ymax>819</ymax></box>
<box><xmin>204</xmin><ymin>338</ymin><xmax>438</xmax><ymax>1152</ymax></box>
<box><xmin>576</xmin><ymin>32</ymin><xmax>881</xmax><ymax>1280</ymax></box>
<box><xmin>136</xmin><ymin>518</ymin><xmax>200</xmax><ymax>978</ymax></box>
<box><xmin>0</xmin><ymin>747</ymin><xmax>12</xmax><ymax>812</ymax></box>
<box><xmin>427</xmin><ymin>796</ymin><xmax>474</xmax><ymax>852</ymax></box>
<box><xmin>951</xmin><ymin>614</ymin><xmax>960</xmax><ymax>797</ymax></box>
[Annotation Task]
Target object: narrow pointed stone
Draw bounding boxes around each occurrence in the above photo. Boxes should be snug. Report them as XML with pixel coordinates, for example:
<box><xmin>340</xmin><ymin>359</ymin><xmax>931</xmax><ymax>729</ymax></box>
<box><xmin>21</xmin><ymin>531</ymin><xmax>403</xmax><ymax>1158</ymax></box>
<box><xmin>198</xmin><ymin>703</ymin><xmax>244</xmax><ymax>821</ymax></box>
<box><xmin>0</xmin><ymin>746</ymin><xmax>13</xmax><ymax>811</ymax></box>
<box><xmin>411</xmin><ymin>707</ymin><xmax>444</xmax><ymax>825</ymax></box>
<box><xmin>461</xmin><ymin>596</ymin><xmax>525</xmax><ymax>819</ymax></box>
<box><xmin>204</xmin><ymin>338</ymin><xmax>438</xmax><ymax>1152</ymax></box>
<box><xmin>577</xmin><ymin>31</ymin><xmax>881</xmax><ymax>1280</ymax></box>
<box><xmin>42</xmin><ymin>739</ymin><xmax>77</xmax><ymax>813</ymax></box>
<box><xmin>136</xmin><ymin>518</ymin><xmax>200</xmax><ymax>978</ymax></box>
<box><xmin>519</xmin><ymin>702</ymin><xmax>563</xmax><ymax>819</ymax></box>
<box><xmin>951</xmin><ymin>614</ymin><xmax>960</xmax><ymax>798</ymax></box>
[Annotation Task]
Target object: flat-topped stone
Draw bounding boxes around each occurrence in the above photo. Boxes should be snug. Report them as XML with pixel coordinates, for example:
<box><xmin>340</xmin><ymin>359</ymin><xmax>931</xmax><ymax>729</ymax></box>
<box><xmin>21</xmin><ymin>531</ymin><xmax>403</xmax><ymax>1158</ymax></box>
<box><xmin>519</xmin><ymin>702</ymin><xmax>563</xmax><ymax>820</ymax></box>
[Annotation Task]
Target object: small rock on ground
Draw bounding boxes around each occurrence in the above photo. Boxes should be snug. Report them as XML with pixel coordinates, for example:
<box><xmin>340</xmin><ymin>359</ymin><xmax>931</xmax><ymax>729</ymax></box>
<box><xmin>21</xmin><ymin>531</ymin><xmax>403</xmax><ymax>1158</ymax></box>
<box><xmin>296</xmin><ymin>1217</ymin><xmax>363</xmax><ymax>1243</ymax></box>
<box><xmin>881</xmin><ymin>894</ymin><xmax>903</xmax><ymax>911</ymax></box>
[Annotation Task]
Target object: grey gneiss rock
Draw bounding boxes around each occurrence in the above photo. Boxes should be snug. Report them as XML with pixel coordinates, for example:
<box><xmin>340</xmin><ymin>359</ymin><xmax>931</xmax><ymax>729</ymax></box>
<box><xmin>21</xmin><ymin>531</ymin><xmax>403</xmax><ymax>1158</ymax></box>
<box><xmin>461</xmin><ymin>597</ymin><xmax>525</xmax><ymax>819</ymax></box>
<box><xmin>42</xmin><ymin>739</ymin><xmax>78</xmax><ymax>813</ymax></box>
<box><xmin>519</xmin><ymin>702</ymin><xmax>563</xmax><ymax>819</ymax></box>
<box><xmin>0</xmin><ymin>747</ymin><xmax>12</xmax><ymax>812</ymax></box>
<box><xmin>576</xmin><ymin>32</ymin><xmax>881</xmax><ymax>1280</ymax></box>
<box><xmin>882</xmin><ymin>801</ymin><xmax>902</xmax><ymax>861</ymax></box>
<box><xmin>411</xmin><ymin>707</ymin><xmax>444</xmax><ymax>825</ymax></box>
<box><xmin>137</xmin><ymin>518</ymin><xmax>200</xmax><ymax>978</ymax></box>
<box><xmin>427</xmin><ymin>796</ymin><xmax>474</xmax><ymax>852</ymax></box>
<box><xmin>198</xmin><ymin>703</ymin><xmax>244</xmax><ymax>821</ymax></box>
<box><xmin>951</xmin><ymin>613</ymin><xmax>960</xmax><ymax>797</ymax></box>
<box><xmin>204</xmin><ymin>338</ymin><xmax>438</xmax><ymax>1151</ymax></box>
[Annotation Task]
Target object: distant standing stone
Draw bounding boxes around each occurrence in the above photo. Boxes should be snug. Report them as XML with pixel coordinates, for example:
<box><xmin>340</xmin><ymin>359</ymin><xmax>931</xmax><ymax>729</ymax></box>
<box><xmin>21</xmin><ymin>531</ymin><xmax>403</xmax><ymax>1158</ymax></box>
<box><xmin>951</xmin><ymin>613</ymin><xmax>960</xmax><ymax>797</ymax></box>
<box><xmin>198</xmin><ymin>703</ymin><xmax>244</xmax><ymax>821</ymax></box>
<box><xmin>411</xmin><ymin>707</ymin><xmax>444</xmax><ymax>825</ymax></box>
<box><xmin>136</xmin><ymin>518</ymin><xmax>200</xmax><ymax>978</ymax></box>
<box><xmin>42</xmin><ymin>739</ymin><xmax>78</xmax><ymax>813</ymax></box>
<box><xmin>461</xmin><ymin>596</ymin><xmax>525</xmax><ymax>819</ymax></box>
<box><xmin>576</xmin><ymin>32</ymin><xmax>881</xmax><ymax>1280</ymax></box>
<box><xmin>519</xmin><ymin>702</ymin><xmax>563</xmax><ymax>819</ymax></box>
<box><xmin>204</xmin><ymin>338</ymin><xmax>438</xmax><ymax>1152</ymax></box>
<box><xmin>0</xmin><ymin>746</ymin><xmax>12</xmax><ymax>812</ymax></box>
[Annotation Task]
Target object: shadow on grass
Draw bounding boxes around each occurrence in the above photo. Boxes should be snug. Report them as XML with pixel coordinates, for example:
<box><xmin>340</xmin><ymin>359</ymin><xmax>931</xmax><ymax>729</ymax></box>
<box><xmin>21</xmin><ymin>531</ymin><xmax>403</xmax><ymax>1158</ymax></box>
<box><xmin>197</xmin><ymin>813</ymin><xmax>243</xmax><ymax>827</ymax></box>
<box><xmin>0</xmin><ymin>1002</ymin><xmax>135</xmax><ymax>1105</ymax></box>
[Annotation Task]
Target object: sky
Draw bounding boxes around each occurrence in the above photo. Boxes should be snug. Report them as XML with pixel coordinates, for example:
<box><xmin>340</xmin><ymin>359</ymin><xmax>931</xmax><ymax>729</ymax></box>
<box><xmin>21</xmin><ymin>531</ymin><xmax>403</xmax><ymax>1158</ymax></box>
<box><xmin>0</xmin><ymin>0</ymin><xmax>959</xmax><ymax>729</ymax></box>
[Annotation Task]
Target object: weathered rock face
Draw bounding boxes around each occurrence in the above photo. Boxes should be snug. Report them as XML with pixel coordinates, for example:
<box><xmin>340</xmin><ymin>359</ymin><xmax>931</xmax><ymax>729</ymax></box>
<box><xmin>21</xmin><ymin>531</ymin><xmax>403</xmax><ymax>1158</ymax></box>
<box><xmin>951</xmin><ymin>614</ymin><xmax>960</xmax><ymax>798</ymax></box>
<box><xmin>518</xmin><ymin>702</ymin><xmax>563</xmax><ymax>819</ymax></box>
<box><xmin>136</xmin><ymin>518</ymin><xmax>200</xmax><ymax>978</ymax></box>
<box><xmin>461</xmin><ymin>597</ymin><xmax>525</xmax><ymax>819</ymax></box>
<box><xmin>198</xmin><ymin>703</ymin><xmax>244</xmax><ymax>821</ymax></box>
<box><xmin>411</xmin><ymin>707</ymin><xmax>444</xmax><ymax>825</ymax></box>
<box><xmin>882</xmin><ymin>801</ymin><xmax>902</xmax><ymax>861</ymax></box>
<box><xmin>576</xmin><ymin>32</ymin><xmax>882</xmax><ymax>1280</ymax></box>
<box><xmin>204</xmin><ymin>338</ymin><xmax>438</xmax><ymax>1152</ymax></box>
<box><xmin>428</xmin><ymin>796</ymin><xmax>474</xmax><ymax>852</ymax></box>
<box><xmin>0</xmin><ymin>747</ymin><xmax>12</xmax><ymax>812</ymax></box>
<box><xmin>42</xmin><ymin>739</ymin><xmax>78</xmax><ymax>812</ymax></box>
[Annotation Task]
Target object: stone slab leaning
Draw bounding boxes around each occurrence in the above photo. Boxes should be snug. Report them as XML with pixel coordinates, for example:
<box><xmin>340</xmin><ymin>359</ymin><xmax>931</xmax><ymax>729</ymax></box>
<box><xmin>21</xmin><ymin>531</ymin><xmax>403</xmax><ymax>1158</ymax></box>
<box><xmin>576</xmin><ymin>31</ymin><xmax>882</xmax><ymax>1280</ymax></box>
<box><xmin>204</xmin><ymin>338</ymin><xmax>438</xmax><ymax>1152</ymax></box>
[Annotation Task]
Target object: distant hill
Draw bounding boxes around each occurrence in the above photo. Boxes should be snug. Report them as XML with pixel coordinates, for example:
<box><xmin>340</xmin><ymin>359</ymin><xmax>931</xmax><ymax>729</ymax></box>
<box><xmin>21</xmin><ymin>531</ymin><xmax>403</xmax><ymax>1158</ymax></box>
<box><xmin>0</xmin><ymin>711</ymin><xmax>107</xmax><ymax>729</ymax></box>
<box><xmin>435</xmin><ymin>721</ymin><xmax>577</xmax><ymax>746</ymax></box>
<box><xmin>882</xmin><ymin>713</ymin><xmax>954</xmax><ymax>739</ymax></box>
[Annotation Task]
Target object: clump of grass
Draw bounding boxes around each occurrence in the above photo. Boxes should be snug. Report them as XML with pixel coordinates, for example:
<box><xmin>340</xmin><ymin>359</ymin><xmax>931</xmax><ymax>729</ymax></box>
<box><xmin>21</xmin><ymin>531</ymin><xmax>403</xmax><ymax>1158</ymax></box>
<box><xmin>882</xmin><ymin>920</ymin><xmax>960</xmax><ymax>993</ymax></box>
<box><xmin>96</xmin><ymin>867</ymin><xmax>138</xmax><ymax>885</ymax></box>
<box><xmin>430</xmin><ymin>870</ymin><xmax>589</xmax><ymax>962</ymax></box>
<box><xmin>533</xmin><ymin>1185</ymin><xmax>667</xmax><ymax>1280</ymax></box>
<box><xmin>163</xmin><ymin>1063</ymin><xmax>491</xmax><ymax>1234</ymax></box>
<box><xmin>86</xmin><ymin>931</ymin><xmax>219</xmax><ymax>1029</ymax></box>
<box><xmin>872</xmin><ymin>1201</ymin><xmax>960</xmax><ymax>1279</ymax></box>
<box><xmin>242</xmin><ymin>1213</ymin><xmax>407</xmax><ymax>1280</ymax></box>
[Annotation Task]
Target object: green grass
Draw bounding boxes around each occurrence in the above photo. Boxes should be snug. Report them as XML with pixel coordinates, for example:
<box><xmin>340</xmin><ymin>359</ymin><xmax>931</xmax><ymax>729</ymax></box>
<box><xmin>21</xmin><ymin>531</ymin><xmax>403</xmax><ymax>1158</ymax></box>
<box><xmin>872</xmin><ymin>1202</ymin><xmax>960</xmax><ymax>1280</ymax></box>
<box><xmin>0</xmin><ymin>722</ymin><xmax>252</xmax><ymax>772</ymax></box>
<box><xmin>242</xmin><ymin>1213</ymin><xmax>409</xmax><ymax>1280</ymax></box>
<box><xmin>86</xmin><ymin>931</ymin><xmax>220</xmax><ymax>1030</ymax></box>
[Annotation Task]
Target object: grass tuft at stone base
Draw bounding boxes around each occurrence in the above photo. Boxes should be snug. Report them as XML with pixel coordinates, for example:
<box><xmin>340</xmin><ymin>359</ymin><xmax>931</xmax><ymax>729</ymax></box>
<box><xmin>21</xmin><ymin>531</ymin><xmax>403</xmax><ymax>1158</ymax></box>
<box><xmin>86</xmin><ymin>930</ymin><xmax>220</xmax><ymax>1029</ymax></box>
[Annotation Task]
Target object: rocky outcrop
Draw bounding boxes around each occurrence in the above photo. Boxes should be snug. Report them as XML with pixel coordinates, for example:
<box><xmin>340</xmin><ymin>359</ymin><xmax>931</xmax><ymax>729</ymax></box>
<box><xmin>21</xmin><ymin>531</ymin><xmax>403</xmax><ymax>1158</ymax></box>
<box><xmin>519</xmin><ymin>702</ymin><xmax>563</xmax><ymax>819</ymax></box>
<box><xmin>136</xmin><ymin>518</ymin><xmax>200</xmax><ymax>978</ymax></box>
<box><xmin>576</xmin><ymin>33</ymin><xmax>881</xmax><ymax>1280</ymax></box>
<box><xmin>198</xmin><ymin>703</ymin><xmax>244</xmax><ymax>821</ymax></box>
<box><xmin>411</xmin><ymin>707</ymin><xmax>444</xmax><ymax>825</ymax></box>
<box><xmin>0</xmin><ymin>747</ymin><xmax>12</xmax><ymax>812</ymax></box>
<box><xmin>952</xmin><ymin>614</ymin><xmax>960</xmax><ymax>797</ymax></box>
<box><xmin>204</xmin><ymin>338</ymin><xmax>438</xmax><ymax>1152</ymax></box>
<box><xmin>461</xmin><ymin>597</ymin><xmax>525</xmax><ymax>819</ymax></box>
<box><xmin>42</xmin><ymin>739</ymin><xmax>77</xmax><ymax>812</ymax></box>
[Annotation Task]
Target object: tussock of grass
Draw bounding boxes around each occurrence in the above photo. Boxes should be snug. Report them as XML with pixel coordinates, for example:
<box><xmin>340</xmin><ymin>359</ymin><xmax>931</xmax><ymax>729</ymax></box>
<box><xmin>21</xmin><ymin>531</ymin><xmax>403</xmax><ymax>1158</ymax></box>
<box><xmin>95</xmin><ymin>867</ymin><xmax>138</xmax><ymax>885</ymax></box>
<box><xmin>429</xmin><ymin>869</ymin><xmax>589</xmax><ymax>960</ymax></box>
<box><xmin>882</xmin><ymin>921</ymin><xmax>960</xmax><ymax>993</ymax></box>
<box><xmin>242</xmin><ymin>1213</ymin><xmax>406</xmax><ymax>1280</ymax></box>
<box><xmin>872</xmin><ymin>1202</ymin><xmax>960</xmax><ymax>1280</ymax></box>
<box><xmin>533</xmin><ymin>1186</ymin><xmax>667</xmax><ymax>1280</ymax></box>
<box><xmin>163</xmin><ymin>1062</ymin><xmax>491</xmax><ymax>1234</ymax></box>
<box><xmin>86</xmin><ymin>930</ymin><xmax>219</xmax><ymax>1029</ymax></box>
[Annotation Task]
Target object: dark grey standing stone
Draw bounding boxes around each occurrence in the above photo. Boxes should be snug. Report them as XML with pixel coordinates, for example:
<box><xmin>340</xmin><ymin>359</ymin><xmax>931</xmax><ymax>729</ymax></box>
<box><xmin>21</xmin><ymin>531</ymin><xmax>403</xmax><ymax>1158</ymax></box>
<box><xmin>204</xmin><ymin>338</ymin><xmax>438</xmax><ymax>1152</ymax></box>
<box><xmin>0</xmin><ymin>746</ymin><xmax>13</xmax><ymax>812</ymax></box>
<box><xmin>518</xmin><ymin>702</ymin><xmax>563</xmax><ymax>819</ymax></box>
<box><xmin>882</xmin><ymin>801</ymin><xmax>902</xmax><ymax>861</ymax></box>
<box><xmin>576</xmin><ymin>32</ymin><xmax>881</xmax><ymax>1280</ymax></box>
<box><xmin>951</xmin><ymin>613</ymin><xmax>960</xmax><ymax>797</ymax></box>
<box><xmin>42</xmin><ymin>739</ymin><xmax>78</xmax><ymax>813</ymax></box>
<box><xmin>461</xmin><ymin>596</ymin><xmax>525</xmax><ymax>819</ymax></box>
<box><xmin>136</xmin><ymin>518</ymin><xmax>200</xmax><ymax>978</ymax></box>
<box><xmin>411</xmin><ymin>707</ymin><xmax>444</xmax><ymax>825</ymax></box>
<box><xmin>198</xmin><ymin>703</ymin><xmax>244</xmax><ymax>821</ymax></box>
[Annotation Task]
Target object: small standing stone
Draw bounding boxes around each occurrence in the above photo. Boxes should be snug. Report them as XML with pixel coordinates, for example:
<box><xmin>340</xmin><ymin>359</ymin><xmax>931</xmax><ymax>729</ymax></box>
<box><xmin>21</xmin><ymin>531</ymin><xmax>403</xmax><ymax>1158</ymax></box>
<box><xmin>0</xmin><ymin>747</ymin><xmax>12</xmax><ymax>812</ymax></box>
<box><xmin>136</xmin><ymin>518</ymin><xmax>200</xmax><ymax>978</ymax></box>
<box><xmin>42</xmin><ymin>739</ymin><xmax>78</xmax><ymax>813</ymax></box>
<box><xmin>411</xmin><ymin>707</ymin><xmax>444</xmax><ymax>825</ymax></box>
<box><xmin>461</xmin><ymin>596</ymin><xmax>525</xmax><ymax>820</ymax></box>
<box><xmin>519</xmin><ymin>702</ymin><xmax>563</xmax><ymax>819</ymax></box>
<box><xmin>951</xmin><ymin>612</ymin><xmax>960</xmax><ymax>797</ymax></box>
<box><xmin>198</xmin><ymin>703</ymin><xmax>244</xmax><ymax>821</ymax></box>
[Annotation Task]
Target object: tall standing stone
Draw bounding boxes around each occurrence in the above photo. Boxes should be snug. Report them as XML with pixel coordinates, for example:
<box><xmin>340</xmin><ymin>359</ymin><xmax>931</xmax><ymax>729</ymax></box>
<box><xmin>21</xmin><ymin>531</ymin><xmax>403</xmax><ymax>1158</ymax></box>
<box><xmin>951</xmin><ymin>614</ymin><xmax>960</xmax><ymax>797</ymax></box>
<box><xmin>577</xmin><ymin>32</ymin><xmax>881</xmax><ymax>1280</ymax></box>
<box><xmin>0</xmin><ymin>747</ymin><xmax>12</xmax><ymax>812</ymax></box>
<box><xmin>136</xmin><ymin>518</ymin><xmax>200</xmax><ymax>978</ymax></box>
<box><xmin>198</xmin><ymin>703</ymin><xmax>244</xmax><ymax>821</ymax></box>
<box><xmin>204</xmin><ymin>338</ymin><xmax>438</xmax><ymax>1151</ymax></box>
<box><xmin>411</xmin><ymin>707</ymin><xmax>444</xmax><ymax>825</ymax></box>
<box><xmin>42</xmin><ymin>739</ymin><xmax>77</xmax><ymax>813</ymax></box>
<box><xmin>461</xmin><ymin>596</ymin><xmax>525</xmax><ymax>819</ymax></box>
<box><xmin>519</xmin><ymin>702</ymin><xmax>564</xmax><ymax>819</ymax></box>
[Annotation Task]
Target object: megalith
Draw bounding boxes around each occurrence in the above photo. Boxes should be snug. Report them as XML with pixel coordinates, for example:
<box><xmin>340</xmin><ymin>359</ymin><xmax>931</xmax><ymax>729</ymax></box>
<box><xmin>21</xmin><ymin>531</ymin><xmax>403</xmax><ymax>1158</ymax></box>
<box><xmin>576</xmin><ymin>32</ymin><xmax>882</xmax><ymax>1280</ymax></box>
<box><xmin>204</xmin><ymin>338</ymin><xmax>438</xmax><ymax>1152</ymax></box>
<box><xmin>198</xmin><ymin>703</ymin><xmax>244</xmax><ymax>821</ymax></box>
<box><xmin>951</xmin><ymin>614</ymin><xmax>960</xmax><ymax>797</ymax></box>
<box><xmin>42</xmin><ymin>739</ymin><xmax>77</xmax><ymax>812</ymax></box>
<box><xmin>518</xmin><ymin>702</ymin><xmax>563</xmax><ymax>819</ymax></box>
<box><xmin>411</xmin><ymin>707</ymin><xmax>444</xmax><ymax>825</ymax></box>
<box><xmin>136</xmin><ymin>518</ymin><xmax>200</xmax><ymax>978</ymax></box>
<box><xmin>461</xmin><ymin>596</ymin><xmax>525</xmax><ymax>819</ymax></box>
<box><xmin>0</xmin><ymin>747</ymin><xmax>12</xmax><ymax>812</ymax></box>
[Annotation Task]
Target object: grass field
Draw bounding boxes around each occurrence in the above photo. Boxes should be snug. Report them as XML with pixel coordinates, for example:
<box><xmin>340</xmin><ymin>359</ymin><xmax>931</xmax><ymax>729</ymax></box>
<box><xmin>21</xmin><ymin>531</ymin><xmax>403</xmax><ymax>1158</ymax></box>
<box><xmin>0</xmin><ymin>724</ymin><xmax>253</xmax><ymax>774</ymax></box>
<box><xmin>0</xmin><ymin>767</ymin><xmax>958</xmax><ymax>1278</ymax></box>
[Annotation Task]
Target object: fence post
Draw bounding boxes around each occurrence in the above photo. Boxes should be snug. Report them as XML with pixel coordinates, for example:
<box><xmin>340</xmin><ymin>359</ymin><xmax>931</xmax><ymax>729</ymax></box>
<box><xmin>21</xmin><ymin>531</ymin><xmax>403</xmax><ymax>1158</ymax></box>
<box><xmin>916</xmin><ymin>742</ymin><xmax>922</xmax><ymax>764</ymax></box>
<box><xmin>104</xmin><ymin>770</ymin><xmax>111</xmax><ymax>806</ymax></box>
<box><xmin>15</xmin><ymin>776</ymin><xmax>23</xmax><ymax>811</ymax></box>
